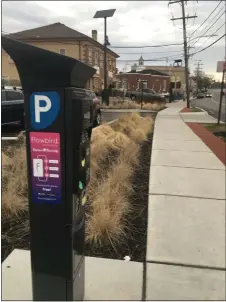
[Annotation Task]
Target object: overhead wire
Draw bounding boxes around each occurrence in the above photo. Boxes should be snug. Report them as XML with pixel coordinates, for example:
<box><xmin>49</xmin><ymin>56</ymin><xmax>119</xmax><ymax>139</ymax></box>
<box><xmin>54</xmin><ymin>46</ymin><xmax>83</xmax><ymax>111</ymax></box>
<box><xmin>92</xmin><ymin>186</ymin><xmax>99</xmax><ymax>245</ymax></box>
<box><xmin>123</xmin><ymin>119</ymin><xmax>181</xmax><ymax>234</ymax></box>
<box><xmin>189</xmin><ymin>0</ymin><xmax>223</xmax><ymax>38</ymax></box>
<box><xmin>192</xmin><ymin>0</ymin><xmax>197</xmax><ymax>27</ymax></box>
<box><xmin>116</xmin><ymin>49</ymin><xmax>184</xmax><ymax>55</ymax></box>
<box><xmin>194</xmin><ymin>22</ymin><xmax>226</xmax><ymax>52</ymax></box>
<box><xmin>190</xmin><ymin>3</ymin><xmax>225</xmax><ymax>47</ymax></box>
<box><xmin>108</xmin><ymin>43</ymin><xmax>183</xmax><ymax>48</ymax></box>
<box><xmin>189</xmin><ymin>34</ymin><xmax>225</xmax><ymax>56</ymax></box>
<box><xmin>2</xmin><ymin>30</ymin><xmax>184</xmax><ymax>53</ymax></box>
<box><xmin>1</xmin><ymin>30</ymin><xmax>184</xmax><ymax>63</ymax></box>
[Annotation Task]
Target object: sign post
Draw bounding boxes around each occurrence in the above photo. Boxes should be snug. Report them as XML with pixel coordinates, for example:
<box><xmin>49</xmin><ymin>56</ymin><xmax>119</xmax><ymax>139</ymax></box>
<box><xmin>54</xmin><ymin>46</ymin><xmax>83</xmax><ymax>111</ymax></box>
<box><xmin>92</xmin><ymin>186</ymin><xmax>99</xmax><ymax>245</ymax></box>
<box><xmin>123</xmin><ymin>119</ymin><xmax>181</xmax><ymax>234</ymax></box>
<box><xmin>137</xmin><ymin>78</ymin><xmax>148</xmax><ymax>109</ymax></box>
<box><xmin>216</xmin><ymin>61</ymin><xmax>226</xmax><ymax>124</ymax></box>
<box><xmin>2</xmin><ymin>36</ymin><xmax>96</xmax><ymax>301</ymax></box>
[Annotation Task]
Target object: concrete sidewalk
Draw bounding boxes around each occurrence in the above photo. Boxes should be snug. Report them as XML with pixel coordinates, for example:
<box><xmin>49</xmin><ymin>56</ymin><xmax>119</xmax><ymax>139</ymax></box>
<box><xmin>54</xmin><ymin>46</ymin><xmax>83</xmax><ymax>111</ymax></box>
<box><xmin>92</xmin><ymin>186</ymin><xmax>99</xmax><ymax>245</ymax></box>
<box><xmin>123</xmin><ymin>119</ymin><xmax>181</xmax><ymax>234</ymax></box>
<box><xmin>146</xmin><ymin>101</ymin><xmax>226</xmax><ymax>300</ymax></box>
<box><xmin>2</xmin><ymin>249</ymin><xmax>143</xmax><ymax>300</ymax></box>
<box><xmin>2</xmin><ymin>102</ymin><xmax>225</xmax><ymax>300</ymax></box>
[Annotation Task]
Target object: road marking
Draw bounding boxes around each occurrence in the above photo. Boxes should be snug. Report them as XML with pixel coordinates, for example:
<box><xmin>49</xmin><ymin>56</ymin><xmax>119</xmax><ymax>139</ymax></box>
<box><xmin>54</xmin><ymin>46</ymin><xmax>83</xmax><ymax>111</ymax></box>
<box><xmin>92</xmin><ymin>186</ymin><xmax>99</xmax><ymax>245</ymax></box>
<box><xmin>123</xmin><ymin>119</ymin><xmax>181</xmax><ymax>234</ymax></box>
<box><xmin>212</xmin><ymin>99</ymin><xmax>226</xmax><ymax>106</ymax></box>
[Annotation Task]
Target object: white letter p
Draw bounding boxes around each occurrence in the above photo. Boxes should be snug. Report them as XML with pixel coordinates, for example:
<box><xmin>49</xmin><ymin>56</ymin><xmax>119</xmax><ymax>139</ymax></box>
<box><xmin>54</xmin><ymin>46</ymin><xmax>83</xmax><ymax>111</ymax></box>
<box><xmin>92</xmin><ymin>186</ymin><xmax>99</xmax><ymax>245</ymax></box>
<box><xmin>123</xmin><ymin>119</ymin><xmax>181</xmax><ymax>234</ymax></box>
<box><xmin>34</xmin><ymin>95</ymin><xmax>52</xmax><ymax>123</ymax></box>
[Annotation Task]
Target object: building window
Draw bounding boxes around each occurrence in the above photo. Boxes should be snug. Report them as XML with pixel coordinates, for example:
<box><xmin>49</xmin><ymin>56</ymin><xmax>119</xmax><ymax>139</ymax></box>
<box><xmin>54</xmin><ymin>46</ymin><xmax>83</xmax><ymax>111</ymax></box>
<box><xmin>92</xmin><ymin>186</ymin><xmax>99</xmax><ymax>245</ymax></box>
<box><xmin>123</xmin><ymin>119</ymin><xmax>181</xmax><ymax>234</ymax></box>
<box><xmin>137</xmin><ymin>81</ymin><xmax>147</xmax><ymax>89</ymax></box>
<box><xmin>142</xmin><ymin>82</ymin><xmax>148</xmax><ymax>89</ymax></box>
<box><xmin>88</xmin><ymin>49</ymin><xmax>92</xmax><ymax>64</ymax></box>
<box><xmin>112</xmin><ymin>61</ymin><xmax>116</xmax><ymax>73</ymax></box>
<box><xmin>59</xmin><ymin>49</ymin><xmax>66</xmax><ymax>55</ymax></box>
<box><xmin>100</xmin><ymin>54</ymin><xmax>103</xmax><ymax>68</ymax></box>
<box><xmin>95</xmin><ymin>52</ymin><xmax>98</xmax><ymax>65</ymax></box>
<box><xmin>163</xmin><ymin>80</ymin><xmax>166</xmax><ymax>91</ymax></box>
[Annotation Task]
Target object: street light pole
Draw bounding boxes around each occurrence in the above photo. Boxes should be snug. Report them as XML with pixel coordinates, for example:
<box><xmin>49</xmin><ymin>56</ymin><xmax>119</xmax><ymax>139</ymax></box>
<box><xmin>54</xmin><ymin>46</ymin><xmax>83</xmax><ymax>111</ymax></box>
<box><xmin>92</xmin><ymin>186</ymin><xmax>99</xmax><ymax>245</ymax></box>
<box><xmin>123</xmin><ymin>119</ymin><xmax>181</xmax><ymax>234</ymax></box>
<box><xmin>93</xmin><ymin>9</ymin><xmax>116</xmax><ymax>106</ymax></box>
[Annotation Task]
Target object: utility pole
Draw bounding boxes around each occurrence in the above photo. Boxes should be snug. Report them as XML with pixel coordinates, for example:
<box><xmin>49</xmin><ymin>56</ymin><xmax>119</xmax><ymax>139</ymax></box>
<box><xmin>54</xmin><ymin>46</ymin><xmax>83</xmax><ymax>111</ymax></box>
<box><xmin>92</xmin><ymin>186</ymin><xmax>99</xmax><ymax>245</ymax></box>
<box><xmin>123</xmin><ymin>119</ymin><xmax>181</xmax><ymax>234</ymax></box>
<box><xmin>194</xmin><ymin>60</ymin><xmax>203</xmax><ymax>94</ymax></box>
<box><xmin>217</xmin><ymin>67</ymin><xmax>226</xmax><ymax>124</ymax></box>
<box><xmin>169</xmin><ymin>0</ymin><xmax>197</xmax><ymax>108</ymax></box>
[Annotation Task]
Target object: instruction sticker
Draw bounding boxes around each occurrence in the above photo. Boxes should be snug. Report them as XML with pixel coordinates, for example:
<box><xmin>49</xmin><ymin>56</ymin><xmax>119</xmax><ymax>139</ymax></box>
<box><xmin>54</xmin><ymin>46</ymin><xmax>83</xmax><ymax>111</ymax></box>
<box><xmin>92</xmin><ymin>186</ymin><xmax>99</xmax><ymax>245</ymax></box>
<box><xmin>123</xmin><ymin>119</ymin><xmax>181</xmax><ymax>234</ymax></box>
<box><xmin>30</xmin><ymin>132</ymin><xmax>61</xmax><ymax>204</ymax></box>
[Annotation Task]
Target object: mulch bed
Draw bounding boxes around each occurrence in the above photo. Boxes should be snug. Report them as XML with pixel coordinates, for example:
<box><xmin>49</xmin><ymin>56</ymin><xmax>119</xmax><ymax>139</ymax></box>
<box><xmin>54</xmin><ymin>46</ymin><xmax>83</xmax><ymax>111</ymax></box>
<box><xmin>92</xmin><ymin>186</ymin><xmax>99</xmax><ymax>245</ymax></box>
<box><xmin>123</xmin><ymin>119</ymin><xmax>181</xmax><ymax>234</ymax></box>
<box><xmin>1</xmin><ymin>212</ymin><xmax>30</xmax><ymax>262</ymax></box>
<box><xmin>187</xmin><ymin>122</ymin><xmax>226</xmax><ymax>165</ymax></box>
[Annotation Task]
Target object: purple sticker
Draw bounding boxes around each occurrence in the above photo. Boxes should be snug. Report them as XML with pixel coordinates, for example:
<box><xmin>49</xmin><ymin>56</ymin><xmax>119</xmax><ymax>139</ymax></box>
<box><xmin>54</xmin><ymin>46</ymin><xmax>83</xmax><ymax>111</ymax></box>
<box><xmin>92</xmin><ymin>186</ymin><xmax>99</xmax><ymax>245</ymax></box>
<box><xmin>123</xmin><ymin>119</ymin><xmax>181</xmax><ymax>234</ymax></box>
<box><xmin>30</xmin><ymin>132</ymin><xmax>61</xmax><ymax>204</ymax></box>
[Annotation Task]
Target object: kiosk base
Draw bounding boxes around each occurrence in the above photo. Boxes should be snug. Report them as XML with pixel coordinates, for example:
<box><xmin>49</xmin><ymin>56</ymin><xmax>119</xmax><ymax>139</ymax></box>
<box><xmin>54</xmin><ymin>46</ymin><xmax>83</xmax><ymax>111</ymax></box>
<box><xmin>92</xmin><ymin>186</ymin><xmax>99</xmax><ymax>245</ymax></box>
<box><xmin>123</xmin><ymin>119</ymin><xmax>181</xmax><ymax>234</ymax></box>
<box><xmin>32</xmin><ymin>258</ymin><xmax>85</xmax><ymax>301</ymax></box>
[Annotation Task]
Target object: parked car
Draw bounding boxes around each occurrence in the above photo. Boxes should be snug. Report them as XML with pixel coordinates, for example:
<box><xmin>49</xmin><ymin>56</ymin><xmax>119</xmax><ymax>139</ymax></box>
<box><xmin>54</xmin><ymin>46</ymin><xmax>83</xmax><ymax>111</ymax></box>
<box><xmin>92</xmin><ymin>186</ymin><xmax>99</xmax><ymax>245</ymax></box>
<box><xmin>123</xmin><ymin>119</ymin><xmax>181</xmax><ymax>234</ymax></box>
<box><xmin>130</xmin><ymin>88</ymin><xmax>165</xmax><ymax>102</ymax></box>
<box><xmin>159</xmin><ymin>91</ymin><xmax>169</xmax><ymax>98</ymax></box>
<box><xmin>205</xmin><ymin>92</ymin><xmax>212</xmax><ymax>98</ymax></box>
<box><xmin>196</xmin><ymin>92</ymin><xmax>206</xmax><ymax>99</ymax></box>
<box><xmin>86</xmin><ymin>90</ymin><xmax>101</xmax><ymax>127</ymax></box>
<box><xmin>1</xmin><ymin>88</ymin><xmax>101</xmax><ymax>128</ymax></box>
<box><xmin>1</xmin><ymin>88</ymin><xmax>25</xmax><ymax>126</ymax></box>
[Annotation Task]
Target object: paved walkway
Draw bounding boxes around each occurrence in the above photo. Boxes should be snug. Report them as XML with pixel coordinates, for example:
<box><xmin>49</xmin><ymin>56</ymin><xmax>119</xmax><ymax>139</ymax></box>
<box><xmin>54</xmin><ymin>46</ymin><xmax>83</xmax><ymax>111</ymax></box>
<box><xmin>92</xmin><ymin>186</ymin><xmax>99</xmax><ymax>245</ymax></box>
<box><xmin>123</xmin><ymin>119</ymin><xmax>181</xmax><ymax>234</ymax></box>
<box><xmin>146</xmin><ymin>101</ymin><xmax>226</xmax><ymax>300</ymax></box>
<box><xmin>2</xmin><ymin>102</ymin><xmax>225</xmax><ymax>300</ymax></box>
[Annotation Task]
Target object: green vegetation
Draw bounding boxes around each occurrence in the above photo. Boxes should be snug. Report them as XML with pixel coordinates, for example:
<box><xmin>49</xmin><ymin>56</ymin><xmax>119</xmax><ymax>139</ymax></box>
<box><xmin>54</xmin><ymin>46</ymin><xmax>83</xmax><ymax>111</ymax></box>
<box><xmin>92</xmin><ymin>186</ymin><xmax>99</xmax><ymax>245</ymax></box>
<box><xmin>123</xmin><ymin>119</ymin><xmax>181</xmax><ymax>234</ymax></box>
<box><xmin>190</xmin><ymin>107</ymin><xmax>203</xmax><ymax>112</ymax></box>
<box><xmin>202</xmin><ymin>123</ymin><xmax>226</xmax><ymax>142</ymax></box>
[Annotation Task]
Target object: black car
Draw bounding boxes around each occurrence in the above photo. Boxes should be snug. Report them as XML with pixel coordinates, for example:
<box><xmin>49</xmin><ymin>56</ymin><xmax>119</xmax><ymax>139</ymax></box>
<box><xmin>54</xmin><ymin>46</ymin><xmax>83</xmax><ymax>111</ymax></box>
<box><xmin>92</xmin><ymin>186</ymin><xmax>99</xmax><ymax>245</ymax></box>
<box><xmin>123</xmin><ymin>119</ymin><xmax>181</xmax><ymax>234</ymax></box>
<box><xmin>1</xmin><ymin>89</ymin><xmax>24</xmax><ymax>126</ymax></box>
<box><xmin>196</xmin><ymin>92</ymin><xmax>206</xmax><ymax>99</ymax></box>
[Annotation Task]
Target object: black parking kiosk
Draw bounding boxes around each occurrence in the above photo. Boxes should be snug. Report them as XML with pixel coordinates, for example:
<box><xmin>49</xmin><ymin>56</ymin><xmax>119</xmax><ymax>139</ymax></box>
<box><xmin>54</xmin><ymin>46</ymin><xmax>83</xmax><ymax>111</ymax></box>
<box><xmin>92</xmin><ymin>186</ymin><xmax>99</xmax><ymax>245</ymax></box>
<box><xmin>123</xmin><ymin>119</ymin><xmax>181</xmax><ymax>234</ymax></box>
<box><xmin>2</xmin><ymin>36</ymin><xmax>96</xmax><ymax>301</ymax></box>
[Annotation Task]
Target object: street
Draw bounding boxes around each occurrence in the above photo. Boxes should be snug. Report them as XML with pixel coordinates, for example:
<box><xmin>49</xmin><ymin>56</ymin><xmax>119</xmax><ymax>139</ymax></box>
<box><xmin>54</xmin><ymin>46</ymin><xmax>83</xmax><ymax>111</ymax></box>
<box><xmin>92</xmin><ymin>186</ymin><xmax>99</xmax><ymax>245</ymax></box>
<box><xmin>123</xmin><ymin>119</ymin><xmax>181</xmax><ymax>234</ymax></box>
<box><xmin>191</xmin><ymin>89</ymin><xmax>226</xmax><ymax>123</ymax></box>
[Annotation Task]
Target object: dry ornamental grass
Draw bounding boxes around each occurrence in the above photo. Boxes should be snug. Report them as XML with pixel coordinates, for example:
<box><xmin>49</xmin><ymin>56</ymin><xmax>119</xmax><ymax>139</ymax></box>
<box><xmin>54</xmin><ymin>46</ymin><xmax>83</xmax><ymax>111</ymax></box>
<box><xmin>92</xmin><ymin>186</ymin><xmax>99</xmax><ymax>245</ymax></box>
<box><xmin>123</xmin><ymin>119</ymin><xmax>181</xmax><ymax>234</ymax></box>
<box><xmin>2</xmin><ymin>112</ymin><xmax>154</xmax><ymax>253</ymax></box>
<box><xmin>86</xmin><ymin>113</ymin><xmax>153</xmax><ymax>247</ymax></box>
<box><xmin>2</xmin><ymin>147</ymin><xmax>28</xmax><ymax>217</ymax></box>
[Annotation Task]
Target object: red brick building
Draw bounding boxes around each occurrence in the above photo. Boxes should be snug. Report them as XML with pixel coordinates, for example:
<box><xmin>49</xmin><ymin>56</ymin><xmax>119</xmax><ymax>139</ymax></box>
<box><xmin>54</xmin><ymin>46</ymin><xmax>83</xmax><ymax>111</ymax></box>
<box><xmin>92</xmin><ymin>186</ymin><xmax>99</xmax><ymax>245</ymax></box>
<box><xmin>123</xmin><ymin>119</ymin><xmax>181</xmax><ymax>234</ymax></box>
<box><xmin>115</xmin><ymin>69</ymin><xmax>170</xmax><ymax>92</ymax></box>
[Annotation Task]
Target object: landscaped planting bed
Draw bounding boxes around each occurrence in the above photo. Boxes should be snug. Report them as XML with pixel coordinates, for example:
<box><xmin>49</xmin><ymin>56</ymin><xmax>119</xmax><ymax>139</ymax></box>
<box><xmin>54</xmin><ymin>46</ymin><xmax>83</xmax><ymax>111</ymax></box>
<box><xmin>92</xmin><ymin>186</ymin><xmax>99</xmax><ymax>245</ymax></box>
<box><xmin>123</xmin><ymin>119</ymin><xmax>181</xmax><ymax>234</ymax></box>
<box><xmin>101</xmin><ymin>97</ymin><xmax>166</xmax><ymax>111</ymax></box>
<box><xmin>1</xmin><ymin>113</ymin><xmax>156</xmax><ymax>263</ymax></box>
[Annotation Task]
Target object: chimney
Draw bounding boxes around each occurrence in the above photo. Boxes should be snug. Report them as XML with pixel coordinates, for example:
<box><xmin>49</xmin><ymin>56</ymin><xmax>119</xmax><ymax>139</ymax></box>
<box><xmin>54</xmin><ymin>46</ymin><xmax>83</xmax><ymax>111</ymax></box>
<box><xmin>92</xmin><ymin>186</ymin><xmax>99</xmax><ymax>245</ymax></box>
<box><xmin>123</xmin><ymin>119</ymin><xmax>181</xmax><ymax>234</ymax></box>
<box><xmin>92</xmin><ymin>30</ymin><xmax>97</xmax><ymax>41</ymax></box>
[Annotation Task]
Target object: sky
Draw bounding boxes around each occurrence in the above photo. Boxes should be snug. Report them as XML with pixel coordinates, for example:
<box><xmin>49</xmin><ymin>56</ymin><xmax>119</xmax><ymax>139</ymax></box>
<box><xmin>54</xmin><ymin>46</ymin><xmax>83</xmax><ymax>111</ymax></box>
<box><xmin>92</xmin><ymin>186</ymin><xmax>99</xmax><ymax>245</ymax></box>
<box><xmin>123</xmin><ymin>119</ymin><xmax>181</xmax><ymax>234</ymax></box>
<box><xmin>1</xmin><ymin>0</ymin><xmax>225</xmax><ymax>80</ymax></box>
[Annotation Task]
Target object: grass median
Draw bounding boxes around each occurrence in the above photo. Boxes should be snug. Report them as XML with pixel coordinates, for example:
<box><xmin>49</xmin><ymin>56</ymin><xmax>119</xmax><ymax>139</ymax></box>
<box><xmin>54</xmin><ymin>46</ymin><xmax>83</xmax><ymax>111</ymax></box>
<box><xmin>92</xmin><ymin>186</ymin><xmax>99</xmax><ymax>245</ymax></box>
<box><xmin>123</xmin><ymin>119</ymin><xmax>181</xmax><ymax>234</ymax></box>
<box><xmin>2</xmin><ymin>113</ymin><xmax>154</xmax><ymax>262</ymax></box>
<box><xmin>201</xmin><ymin>123</ymin><xmax>226</xmax><ymax>142</ymax></box>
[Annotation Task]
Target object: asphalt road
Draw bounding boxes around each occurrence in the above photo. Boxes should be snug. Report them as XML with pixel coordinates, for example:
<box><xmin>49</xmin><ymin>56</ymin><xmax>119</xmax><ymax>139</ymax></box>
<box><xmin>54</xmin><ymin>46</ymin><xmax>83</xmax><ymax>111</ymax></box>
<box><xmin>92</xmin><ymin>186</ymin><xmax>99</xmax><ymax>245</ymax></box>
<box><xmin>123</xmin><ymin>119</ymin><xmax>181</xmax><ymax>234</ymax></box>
<box><xmin>191</xmin><ymin>89</ymin><xmax>226</xmax><ymax>123</ymax></box>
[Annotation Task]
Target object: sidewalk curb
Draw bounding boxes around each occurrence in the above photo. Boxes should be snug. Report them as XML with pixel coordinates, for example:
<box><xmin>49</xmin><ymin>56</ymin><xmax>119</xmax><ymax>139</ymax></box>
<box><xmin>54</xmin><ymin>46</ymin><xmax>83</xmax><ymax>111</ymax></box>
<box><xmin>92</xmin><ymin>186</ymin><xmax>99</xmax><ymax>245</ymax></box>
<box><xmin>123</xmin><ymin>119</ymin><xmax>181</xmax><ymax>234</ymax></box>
<box><xmin>186</xmin><ymin>122</ymin><xmax>226</xmax><ymax>165</ymax></box>
<box><xmin>193</xmin><ymin>106</ymin><xmax>208</xmax><ymax>114</ymax></box>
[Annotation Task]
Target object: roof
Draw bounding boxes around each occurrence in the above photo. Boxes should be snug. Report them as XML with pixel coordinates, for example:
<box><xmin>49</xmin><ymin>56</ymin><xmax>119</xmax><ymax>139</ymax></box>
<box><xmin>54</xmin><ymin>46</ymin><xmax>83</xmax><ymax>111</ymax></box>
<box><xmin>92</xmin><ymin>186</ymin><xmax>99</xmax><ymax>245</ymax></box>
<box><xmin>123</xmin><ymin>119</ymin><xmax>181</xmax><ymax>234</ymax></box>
<box><xmin>126</xmin><ymin>69</ymin><xmax>169</xmax><ymax>76</ymax></box>
<box><xmin>5</xmin><ymin>22</ymin><xmax>119</xmax><ymax>58</ymax></box>
<box><xmin>139</xmin><ymin>55</ymin><xmax>144</xmax><ymax>61</ymax></box>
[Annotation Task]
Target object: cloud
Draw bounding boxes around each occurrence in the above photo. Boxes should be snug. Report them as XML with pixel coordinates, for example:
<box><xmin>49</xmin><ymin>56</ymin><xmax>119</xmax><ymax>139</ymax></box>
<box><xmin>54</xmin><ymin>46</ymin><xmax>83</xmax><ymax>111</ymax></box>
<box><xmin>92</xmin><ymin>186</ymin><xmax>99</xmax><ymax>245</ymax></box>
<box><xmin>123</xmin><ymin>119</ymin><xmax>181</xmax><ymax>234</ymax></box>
<box><xmin>2</xmin><ymin>0</ymin><xmax>225</xmax><ymax>78</ymax></box>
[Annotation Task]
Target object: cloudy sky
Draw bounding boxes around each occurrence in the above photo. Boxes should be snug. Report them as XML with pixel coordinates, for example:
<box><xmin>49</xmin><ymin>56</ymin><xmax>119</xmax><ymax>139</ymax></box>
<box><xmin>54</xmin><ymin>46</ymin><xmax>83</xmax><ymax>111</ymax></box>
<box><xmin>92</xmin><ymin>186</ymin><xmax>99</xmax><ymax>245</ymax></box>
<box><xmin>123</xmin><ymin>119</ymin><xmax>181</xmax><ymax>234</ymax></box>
<box><xmin>2</xmin><ymin>0</ymin><xmax>225</xmax><ymax>80</ymax></box>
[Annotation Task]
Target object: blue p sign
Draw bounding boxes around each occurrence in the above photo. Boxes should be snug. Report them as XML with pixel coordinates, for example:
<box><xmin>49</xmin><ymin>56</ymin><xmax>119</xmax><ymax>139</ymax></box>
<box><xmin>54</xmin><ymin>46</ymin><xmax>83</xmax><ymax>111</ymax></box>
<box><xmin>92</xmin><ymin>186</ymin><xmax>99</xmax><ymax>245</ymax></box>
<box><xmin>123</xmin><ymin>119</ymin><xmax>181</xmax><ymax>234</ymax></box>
<box><xmin>30</xmin><ymin>91</ymin><xmax>60</xmax><ymax>130</ymax></box>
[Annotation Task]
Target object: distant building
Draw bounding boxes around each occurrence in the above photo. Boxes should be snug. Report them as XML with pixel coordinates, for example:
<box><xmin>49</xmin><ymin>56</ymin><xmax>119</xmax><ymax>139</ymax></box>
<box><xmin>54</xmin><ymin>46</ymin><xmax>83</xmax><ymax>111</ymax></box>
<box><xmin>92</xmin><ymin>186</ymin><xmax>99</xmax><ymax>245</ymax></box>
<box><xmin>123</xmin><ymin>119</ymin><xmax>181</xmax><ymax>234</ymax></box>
<box><xmin>2</xmin><ymin>22</ymin><xmax>120</xmax><ymax>91</ymax></box>
<box><xmin>115</xmin><ymin>68</ymin><xmax>170</xmax><ymax>92</ymax></box>
<box><xmin>131</xmin><ymin>57</ymin><xmax>186</xmax><ymax>90</ymax></box>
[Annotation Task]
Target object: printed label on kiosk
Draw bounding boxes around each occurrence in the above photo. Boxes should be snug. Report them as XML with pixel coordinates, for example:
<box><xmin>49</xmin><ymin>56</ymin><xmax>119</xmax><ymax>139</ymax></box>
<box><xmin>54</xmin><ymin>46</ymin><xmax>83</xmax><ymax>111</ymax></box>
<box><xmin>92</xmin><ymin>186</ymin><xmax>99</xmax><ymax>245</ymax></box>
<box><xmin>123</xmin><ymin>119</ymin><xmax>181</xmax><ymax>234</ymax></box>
<box><xmin>30</xmin><ymin>132</ymin><xmax>62</xmax><ymax>204</ymax></box>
